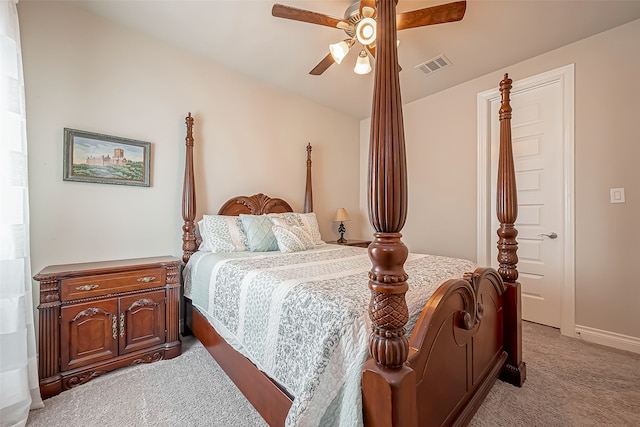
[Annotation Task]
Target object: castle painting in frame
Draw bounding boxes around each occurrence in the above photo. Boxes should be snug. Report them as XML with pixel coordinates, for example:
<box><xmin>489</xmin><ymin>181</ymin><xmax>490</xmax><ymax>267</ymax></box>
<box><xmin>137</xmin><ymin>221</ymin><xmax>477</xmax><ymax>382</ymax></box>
<box><xmin>63</xmin><ymin>128</ymin><xmax>151</xmax><ymax>187</ymax></box>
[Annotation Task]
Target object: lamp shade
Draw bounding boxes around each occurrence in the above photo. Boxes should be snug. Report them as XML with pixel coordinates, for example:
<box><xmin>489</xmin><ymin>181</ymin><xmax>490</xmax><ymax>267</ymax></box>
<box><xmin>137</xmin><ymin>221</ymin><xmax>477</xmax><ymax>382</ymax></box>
<box><xmin>334</xmin><ymin>208</ymin><xmax>351</xmax><ymax>222</ymax></box>
<box><xmin>354</xmin><ymin>50</ymin><xmax>371</xmax><ymax>75</ymax></box>
<box><xmin>329</xmin><ymin>40</ymin><xmax>350</xmax><ymax>64</ymax></box>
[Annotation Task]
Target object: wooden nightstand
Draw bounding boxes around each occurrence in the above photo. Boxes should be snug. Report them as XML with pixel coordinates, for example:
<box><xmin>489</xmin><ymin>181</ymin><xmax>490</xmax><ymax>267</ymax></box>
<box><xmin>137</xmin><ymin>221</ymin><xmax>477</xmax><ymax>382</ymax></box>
<box><xmin>34</xmin><ymin>256</ymin><xmax>182</xmax><ymax>399</ymax></box>
<box><xmin>328</xmin><ymin>239</ymin><xmax>372</xmax><ymax>248</ymax></box>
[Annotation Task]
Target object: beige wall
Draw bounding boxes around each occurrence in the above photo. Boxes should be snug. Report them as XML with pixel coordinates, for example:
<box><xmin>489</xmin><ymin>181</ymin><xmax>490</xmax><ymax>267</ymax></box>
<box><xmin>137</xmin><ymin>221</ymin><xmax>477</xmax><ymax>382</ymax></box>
<box><xmin>20</xmin><ymin>2</ymin><xmax>639</xmax><ymax>346</ymax></box>
<box><xmin>360</xmin><ymin>19</ymin><xmax>640</xmax><ymax>340</ymax></box>
<box><xmin>18</xmin><ymin>2</ymin><xmax>361</xmax><ymax>281</ymax></box>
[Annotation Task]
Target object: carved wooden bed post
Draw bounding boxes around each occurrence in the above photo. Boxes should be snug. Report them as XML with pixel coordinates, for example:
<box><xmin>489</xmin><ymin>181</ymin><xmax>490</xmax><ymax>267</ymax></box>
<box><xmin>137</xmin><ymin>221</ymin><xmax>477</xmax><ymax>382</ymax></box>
<box><xmin>496</xmin><ymin>75</ymin><xmax>527</xmax><ymax>386</ymax></box>
<box><xmin>182</xmin><ymin>113</ymin><xmax>197</xmax><ymax>263</ymax></box>
<box><xmin>362</xmin><ymin>1</ymin><xmax>417</xmax><ymax>426</ymax></box>
<box><xmin>304</xmin><ymin>143</ymin><xmax>313</xmax><ymax>213</ymax></box>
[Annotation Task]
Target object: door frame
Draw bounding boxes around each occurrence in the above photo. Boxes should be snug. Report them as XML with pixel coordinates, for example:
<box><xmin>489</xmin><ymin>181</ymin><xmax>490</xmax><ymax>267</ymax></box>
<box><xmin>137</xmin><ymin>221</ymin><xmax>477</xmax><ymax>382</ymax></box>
<box><xmin>476</xmin><ymin>64</ymin><xmax>575</xmax><ymax>336</ymax></box>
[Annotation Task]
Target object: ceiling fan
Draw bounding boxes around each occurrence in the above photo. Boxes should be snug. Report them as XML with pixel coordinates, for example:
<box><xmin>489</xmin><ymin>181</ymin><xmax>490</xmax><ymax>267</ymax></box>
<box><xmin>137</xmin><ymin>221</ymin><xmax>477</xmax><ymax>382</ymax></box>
<box><xmin>272</xmin><ymin>0</ymin><xmax>467</xmax><ymax>75</ymax></box>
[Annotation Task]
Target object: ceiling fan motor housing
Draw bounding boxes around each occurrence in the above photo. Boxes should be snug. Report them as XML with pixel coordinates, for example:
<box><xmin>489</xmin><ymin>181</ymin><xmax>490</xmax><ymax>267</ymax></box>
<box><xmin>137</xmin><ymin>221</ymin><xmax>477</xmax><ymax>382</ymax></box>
<box><xmin>344</xmin><ymin>0</ymin><xmax>362</xmax><ymax>20</ymax></box>
<box><xmin>343</xmin><ymin>1</ymin><xmax>377</xmax><ymax>45</ymax></box>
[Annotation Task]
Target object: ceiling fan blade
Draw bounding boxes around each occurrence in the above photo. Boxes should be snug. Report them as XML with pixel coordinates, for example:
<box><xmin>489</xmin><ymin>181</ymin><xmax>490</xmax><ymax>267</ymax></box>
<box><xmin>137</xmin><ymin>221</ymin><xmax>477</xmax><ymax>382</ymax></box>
<box><xmin>309</xmin><ymin>53</ymin><xmax>335</xmax><ymax>76</ymax></box>
<box><xmin>396</xmin><ymin>0</ymin><xmax>467</xmax><ymax>31</ymax></box>
<box><xmin>272</xmin><ymin>4</ymin><xmax>349</xmax><ymax>29</ymax></box>
<box><xmin>366</xmin><ymin>45</ymin><xmax>376</xmax><ymax>59</ymax></box>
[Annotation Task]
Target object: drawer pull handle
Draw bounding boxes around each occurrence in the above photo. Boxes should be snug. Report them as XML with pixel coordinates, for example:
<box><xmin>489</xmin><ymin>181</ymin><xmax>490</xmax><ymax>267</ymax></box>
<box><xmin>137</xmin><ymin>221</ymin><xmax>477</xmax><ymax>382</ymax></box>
<box><xmin>76</xmin><ymin>284</ymin><xmax>99</xmax><ymax>291</ymax></box>
<box><xmin>137</xmin><ymin>276</ymin><xmax>156</xmax><ymax>283</ymax></box>
<box><xmin>112</xmin><ymin>315</ymin><xmax>117</xmax><ymax>340</ymax></box>
<box><xmin>119</xmin><ymin>313</ymin><xmax>125</xmax><ymax>338</ymax></box>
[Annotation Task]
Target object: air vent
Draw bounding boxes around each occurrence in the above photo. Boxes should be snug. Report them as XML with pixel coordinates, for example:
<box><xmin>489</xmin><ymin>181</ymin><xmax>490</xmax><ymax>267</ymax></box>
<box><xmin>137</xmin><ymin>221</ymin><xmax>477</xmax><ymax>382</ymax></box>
<box><xmin>415</xmin><ymin>54</ymin><xmax>451</xmax><ymax>75</ymax></box>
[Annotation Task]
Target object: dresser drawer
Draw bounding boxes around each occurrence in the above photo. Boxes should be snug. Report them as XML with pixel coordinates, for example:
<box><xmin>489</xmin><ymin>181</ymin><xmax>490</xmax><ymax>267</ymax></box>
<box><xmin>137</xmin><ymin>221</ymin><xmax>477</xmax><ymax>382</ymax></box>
<box><xmin>61</xmin><ymin>268</ymin><xmax>165</xmax><ymax>301</ymax></box>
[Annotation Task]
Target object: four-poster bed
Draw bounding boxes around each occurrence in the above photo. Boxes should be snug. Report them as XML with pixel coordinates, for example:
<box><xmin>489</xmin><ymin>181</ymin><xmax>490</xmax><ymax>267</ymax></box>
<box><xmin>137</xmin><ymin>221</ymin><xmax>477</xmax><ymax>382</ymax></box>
<box><xmin>180</xmin><ymin>1</ymin><xmax>525</xmax><ymax>425</ymax></box>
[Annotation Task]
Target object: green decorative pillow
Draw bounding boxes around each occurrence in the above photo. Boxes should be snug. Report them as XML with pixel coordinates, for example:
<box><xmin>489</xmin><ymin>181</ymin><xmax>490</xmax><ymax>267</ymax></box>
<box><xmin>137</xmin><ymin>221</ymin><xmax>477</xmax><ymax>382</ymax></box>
<box><xmin>272</xmin><ymin>225</ymin><xmax>315</xmax><ymax>253</ymax></box>
<box><xmin>239</xmin><ymin>214</ymin><xmax>279</xmax><ymax>252</ymax></box>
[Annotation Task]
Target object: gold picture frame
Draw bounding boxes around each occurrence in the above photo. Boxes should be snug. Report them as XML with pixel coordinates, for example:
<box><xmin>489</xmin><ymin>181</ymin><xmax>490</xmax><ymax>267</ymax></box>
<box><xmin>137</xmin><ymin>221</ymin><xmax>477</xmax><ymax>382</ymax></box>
<box><xmin>63</xmin><ymin>128</ymin><xmax>151</xmax><ymax>187</ymax></box>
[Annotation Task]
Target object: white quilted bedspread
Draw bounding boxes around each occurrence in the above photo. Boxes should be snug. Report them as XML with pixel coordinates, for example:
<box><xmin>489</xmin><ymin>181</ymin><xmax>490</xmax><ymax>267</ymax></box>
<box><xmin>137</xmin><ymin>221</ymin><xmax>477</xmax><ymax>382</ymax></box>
<box><xmin>184</xmin><ymin>245</ymin><xmax>474</xmax><ymax>427</ymax></box>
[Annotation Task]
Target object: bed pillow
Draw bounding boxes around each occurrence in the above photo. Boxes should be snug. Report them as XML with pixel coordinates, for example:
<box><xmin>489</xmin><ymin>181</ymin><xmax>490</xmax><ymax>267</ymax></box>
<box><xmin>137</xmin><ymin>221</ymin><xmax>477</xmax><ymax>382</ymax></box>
<box><xmin>268</xmin><ymin>214</ymin><xmax>296</xmax><ymax>228</ymax></box>
<box><xmin>239</xmin><ymin>214</ymin><xmax>279</xmax><ymax>252</ymax></box>
<box><xmin>198</xmin><ymin>215</ymin><xmax>248</xmax><ymax>252</ymax></box>
<box><xmin>279</xmin><ymin>212</ymin><xmax>325</xmax><ymax>246</ymax></box>
<box><xmin>272</xmin><ymin>224</ymin><xmax>315</xmax><ymax>253</ymax></box>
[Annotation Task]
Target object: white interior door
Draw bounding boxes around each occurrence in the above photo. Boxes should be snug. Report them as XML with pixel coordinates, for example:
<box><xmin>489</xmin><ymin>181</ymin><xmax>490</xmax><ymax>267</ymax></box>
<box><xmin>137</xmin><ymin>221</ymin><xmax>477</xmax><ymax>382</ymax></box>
<box><xmin>478</xmin><ymin>66</ymin><xmax>575</xmax><ymax>334</ymax></box>
<box><xmin>489</xmin><ymin>81</ymin><xmax>564</xmax><ymax>327</ymax></box>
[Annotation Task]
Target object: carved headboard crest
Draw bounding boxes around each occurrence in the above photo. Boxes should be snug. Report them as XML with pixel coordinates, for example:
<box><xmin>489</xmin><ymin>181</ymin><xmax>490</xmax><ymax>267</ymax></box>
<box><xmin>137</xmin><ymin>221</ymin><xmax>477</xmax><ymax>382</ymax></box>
<box><xmin>217</xmin><ymin>193</ymin><xmax>293</xmax><ymax>216</ymax></box>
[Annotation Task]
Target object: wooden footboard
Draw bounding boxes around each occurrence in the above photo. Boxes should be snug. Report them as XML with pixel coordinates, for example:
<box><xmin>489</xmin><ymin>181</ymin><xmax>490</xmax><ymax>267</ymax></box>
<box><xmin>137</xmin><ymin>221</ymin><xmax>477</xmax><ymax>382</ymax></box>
<box><xmin>410</xmin><ymin>268</ymin><xmax>506</xmax><ymax>426</ymax></box>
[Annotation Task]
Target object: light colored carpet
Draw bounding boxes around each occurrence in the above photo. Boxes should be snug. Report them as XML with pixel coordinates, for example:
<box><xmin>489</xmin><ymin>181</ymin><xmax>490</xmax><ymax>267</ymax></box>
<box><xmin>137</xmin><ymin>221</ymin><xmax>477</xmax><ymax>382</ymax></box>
<box><xmin>27</xmin><ymin>322</ymin><xmax>640</xmax><ymax>426</ymax></box>
<box><xmin>470</xmin><ymin>322</ymin><xmax>640</xmax><ymax>427</ymax></box>
<box><xmin>27</xmin><ymin>336</ymin><xmax>267</xmax><ymax>427</ymax></box>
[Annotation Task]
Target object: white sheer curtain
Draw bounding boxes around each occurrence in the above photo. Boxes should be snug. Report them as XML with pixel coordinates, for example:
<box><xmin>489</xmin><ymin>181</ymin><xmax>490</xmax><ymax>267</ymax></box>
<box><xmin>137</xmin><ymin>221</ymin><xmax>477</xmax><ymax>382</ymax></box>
<box><xmin>0</xmin><ymin>1</ymin><xmax>44</xmax><ymax>425</ymax></box>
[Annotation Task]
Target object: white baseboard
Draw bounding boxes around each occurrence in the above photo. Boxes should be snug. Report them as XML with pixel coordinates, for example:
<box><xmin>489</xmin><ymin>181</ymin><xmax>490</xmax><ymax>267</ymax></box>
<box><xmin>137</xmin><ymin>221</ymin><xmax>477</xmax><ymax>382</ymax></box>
<box><xmin>574</xmin><ymin>324</ymin><xmax>640</xmax><ymax>354</ymax></box>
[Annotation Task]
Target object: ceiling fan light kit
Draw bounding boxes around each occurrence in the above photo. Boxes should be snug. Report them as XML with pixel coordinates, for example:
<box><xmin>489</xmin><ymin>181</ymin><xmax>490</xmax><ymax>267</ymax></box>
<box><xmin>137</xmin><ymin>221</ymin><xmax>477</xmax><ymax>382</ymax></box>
<box><xmin>272</xmin><ymin>0</ymin><xmax>467</xmax><ymax>76</ymax></box>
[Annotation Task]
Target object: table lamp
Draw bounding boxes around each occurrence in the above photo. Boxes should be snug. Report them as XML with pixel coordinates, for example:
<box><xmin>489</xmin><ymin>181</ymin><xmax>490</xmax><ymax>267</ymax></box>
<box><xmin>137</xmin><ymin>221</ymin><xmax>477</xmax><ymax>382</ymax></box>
<box><xmin>334</xmin><ymin>208</ymin><xmax>351</xmax><ymax>243</ymax></box>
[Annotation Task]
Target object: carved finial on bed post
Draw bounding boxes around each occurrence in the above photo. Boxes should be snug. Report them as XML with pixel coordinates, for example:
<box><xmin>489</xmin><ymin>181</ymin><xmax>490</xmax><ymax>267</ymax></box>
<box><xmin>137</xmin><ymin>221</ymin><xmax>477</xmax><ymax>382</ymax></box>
<box><xmin>362</xmin><ymin>1</ymin><xmax>417</xmax><ymax>426</ymax></box>
<box><xmin>304</xmin><ymin>143</ymin><xmax>313</xmax><ymax>213</ymax></box>
<box><xmin>496</xmin><ymin>75</ymin><xmax>527</xmax><ymax>387</ymax></box>
<box><xmin>182</xmin><ymin>113</ymin><xmax>197</xmax><ymax>264</ymax></box>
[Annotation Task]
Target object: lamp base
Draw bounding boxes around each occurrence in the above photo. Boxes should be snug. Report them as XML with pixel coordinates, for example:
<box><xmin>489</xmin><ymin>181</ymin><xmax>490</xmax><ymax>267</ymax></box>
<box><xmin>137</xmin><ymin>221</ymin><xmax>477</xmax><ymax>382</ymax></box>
<box><xmin>337</xmin><ymin>222</ymin><xmax>347</xmax><ymax>244</ymax></box>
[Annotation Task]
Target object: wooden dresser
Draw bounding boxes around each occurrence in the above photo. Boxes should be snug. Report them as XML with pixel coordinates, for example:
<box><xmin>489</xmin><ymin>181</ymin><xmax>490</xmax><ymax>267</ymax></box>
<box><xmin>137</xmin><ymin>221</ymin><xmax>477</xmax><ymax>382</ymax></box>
<box><xmin>34</xmin><ymin>256</ymin><xmax>182</xmax><ymax>399</ymax></box>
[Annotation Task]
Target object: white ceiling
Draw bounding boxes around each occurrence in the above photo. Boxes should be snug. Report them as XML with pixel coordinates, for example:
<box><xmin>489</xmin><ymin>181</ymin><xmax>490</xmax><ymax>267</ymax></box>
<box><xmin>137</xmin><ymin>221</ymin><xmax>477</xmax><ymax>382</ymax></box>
<box><xmin>66</xmin><ymin>0</ymin><xmax>640</xmax><ymax>119</ymax></box>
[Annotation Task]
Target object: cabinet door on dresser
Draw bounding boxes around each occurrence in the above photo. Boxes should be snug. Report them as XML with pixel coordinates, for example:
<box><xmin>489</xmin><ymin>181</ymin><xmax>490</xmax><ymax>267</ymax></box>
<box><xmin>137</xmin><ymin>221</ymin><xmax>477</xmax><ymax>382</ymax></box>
<box><xmin>60</xmin><ymin>299</ymin><xmax>119</xmax><ymax>371</ymax></box>
<box><xmin>120</xmin><ymin>290</ymin><xmax>165</xmax><ymax>354</ymax></box>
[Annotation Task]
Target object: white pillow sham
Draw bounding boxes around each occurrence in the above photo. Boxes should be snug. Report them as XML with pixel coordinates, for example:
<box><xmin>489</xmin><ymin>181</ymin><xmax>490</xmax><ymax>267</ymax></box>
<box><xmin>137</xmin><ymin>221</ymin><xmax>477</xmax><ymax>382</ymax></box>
<box><xmin>272</xmin><ymin>224</ymin><xmax>315</xmax><ymax>253</ymax></box>
<box><xmin>269</xmin><ymin>212</ymin><xmax>325</xmax><ymax>246</ymax></box>
<box><xmin>198</xmin><ymin>215</ymin><xmax>248</xmax><ymax>252</ymax></box>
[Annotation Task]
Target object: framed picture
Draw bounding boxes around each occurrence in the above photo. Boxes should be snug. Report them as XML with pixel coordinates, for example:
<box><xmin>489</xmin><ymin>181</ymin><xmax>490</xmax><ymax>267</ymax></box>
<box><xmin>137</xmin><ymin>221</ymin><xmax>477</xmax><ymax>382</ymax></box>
<box><xmin>63</xmin><ymin>128</ymin><xmax>151</xmax><ymax>187</ymax></box>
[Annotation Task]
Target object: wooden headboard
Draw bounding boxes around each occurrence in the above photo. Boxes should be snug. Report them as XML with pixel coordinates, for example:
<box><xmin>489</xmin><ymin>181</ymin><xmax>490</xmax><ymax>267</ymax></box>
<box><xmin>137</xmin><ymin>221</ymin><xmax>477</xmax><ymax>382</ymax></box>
<box><xmin>180</xmin><ymin>122</ymin><xmax>313</xmax><ymax>263</ymax></box>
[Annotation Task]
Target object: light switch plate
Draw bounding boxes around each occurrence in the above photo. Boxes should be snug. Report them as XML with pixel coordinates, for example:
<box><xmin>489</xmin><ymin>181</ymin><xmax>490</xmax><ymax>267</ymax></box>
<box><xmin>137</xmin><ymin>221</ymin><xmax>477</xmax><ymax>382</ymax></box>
<box><xmin>610</xmin><ymin>188</ymin><xmax>625</xmax><ymax>203</ymax></box>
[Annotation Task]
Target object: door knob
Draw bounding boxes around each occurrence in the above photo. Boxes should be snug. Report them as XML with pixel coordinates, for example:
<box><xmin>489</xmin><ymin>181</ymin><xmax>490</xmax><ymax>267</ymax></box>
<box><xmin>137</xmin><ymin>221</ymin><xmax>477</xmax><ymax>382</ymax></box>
<box><xmin>538</xmin><ymin>232</ymin><xmax>558</xmax><ymax>239</ymax></box>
